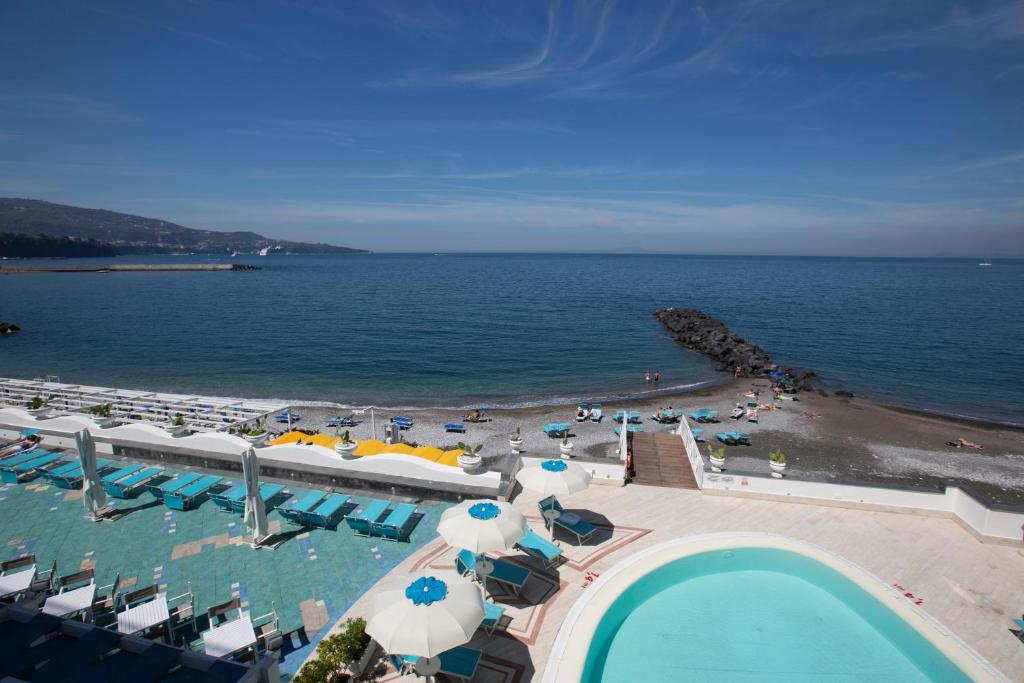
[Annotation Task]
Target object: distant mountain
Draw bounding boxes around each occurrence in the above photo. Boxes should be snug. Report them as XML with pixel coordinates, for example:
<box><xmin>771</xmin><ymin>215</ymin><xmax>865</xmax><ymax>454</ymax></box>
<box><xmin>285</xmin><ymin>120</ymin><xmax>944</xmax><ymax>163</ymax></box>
<box><xmin>0</xmin><ymin>198</ymin><xmax>367</xmax><ymax>255</ymax></box>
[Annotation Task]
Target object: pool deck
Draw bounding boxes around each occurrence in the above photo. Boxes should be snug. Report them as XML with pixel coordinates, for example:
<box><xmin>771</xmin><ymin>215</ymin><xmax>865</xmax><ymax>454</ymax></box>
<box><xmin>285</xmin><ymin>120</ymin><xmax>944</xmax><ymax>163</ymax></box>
<box><xmin>324</xmin><ymin>484</ymin><xmax>1024</xmax><ymax>681</ymax></box>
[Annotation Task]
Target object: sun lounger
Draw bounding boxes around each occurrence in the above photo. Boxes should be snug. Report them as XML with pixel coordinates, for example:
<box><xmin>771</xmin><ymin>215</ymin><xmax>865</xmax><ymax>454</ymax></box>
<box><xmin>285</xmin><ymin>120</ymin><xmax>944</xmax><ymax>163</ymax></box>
<box><xmin>543</xmin><ymin>422</ymin><xmax>571</xmax><ymax>438</ymax></box>
<box><xmin>0</xmin><ymin>448</ymin><xmax>51</xmax><ymax>482</ymax></box>
<box><xmin>590</xmin><ymin>403</ymin><xmax>602</xmax><ymax>422</ymax></box>
<box><xmin>538</xmin><ymin>495</ymin><xmax>596</xmax><ymax>545</ymax></box>
<box><xmin>691</xmin><ymin>428</ymin><xmax>704</xmax><ymax>441</ymax></box>
<box><xmin>455</xmin><ymin>550</ymin><xmax>530</xmax><ymax>596</ymax></box>
<box><xmin>689</xmin><ymin>408</ymin><xmax>719</xmax><ymax>423</ymax></box>
<box><xmin>444</xmin><ymin>423</ymin><xmax>466</xmax><ymax>433</ymax></box>
<box><xmin>438</xmin><ymin>646</ymin><xmax>483</xmax><ymax>682</ymax></box>
<box><xmin>345</xmin><ymin>499</ymin><xmax>391</xmax><ymax>536</ymax></box>
<box><xmin>274</xmin><ymin>411</ymin><xmax>300</xmax><ymax>423</ymax></box>
<box><xmin>278</xmin><ymin>490</ymin><xmax>328</xmax><ymax>525</ymax></box>
<box><xmin>371</xmin><ymin>502</ymin><xmax>419</xmax><ymax>540</ymax></box>
<box><xmin>326</xmin><ymin>414</ymin><xmax>356</xmax><ymax>427</ymax></box>
<box><xmin>210</xmin><ymin>482</ymin><xmax>244</xmax><ymax>511</ymax></box>
<box><xmin>306</xmin><ymin>493</ymin><xmax>354</xmax><ymax>529</ymax></box>
<box><xmin>515</xmin><ymin>528</ymin><xmax>564</xmax><ymax>568</ymax></box>
<box><xmin>42</xmin><ymin>459</ymin><xmax>112</xmax><ymax>489</ymax></box>
<box><xmin>613</xmin><ymin>424</ymin><xmax>645</xmax><ymax>435</ymax></box>
<box><xmin>576</xmin><ymin>404</ymin><xmax>590</xmax><ymax>422</ymax></box>
<box><xmin>1</xmin><ymin>451</ymin><xmax>66</xmax><ymax>483</ymax></box>
<box><xmin>391</xmin><ymin>416</ymin><xmax>414</xmax><ymax>429</ymax></box>
<box><xmin>164</xmin><ymin>474</ymin><xmax>224</xmax><ymax>510</ymax></box>
<box><xmin>149</xmin><ymin>472</ymin><xmax>203</xmax><ymax>500</ymax></box>
<box><xmin>228</xmin><ymin>482</ymin><xmax>285</xmax><ymax>512</ymax></box>
<box><xmin>104</xmin><ymin>467</ymin><xmax>165</xmax><ymax>498</ymax></box>
<box><xmin>612</xmin><ymin>410</ymin><xmax>642</xmax><ymax>424</ymax></box>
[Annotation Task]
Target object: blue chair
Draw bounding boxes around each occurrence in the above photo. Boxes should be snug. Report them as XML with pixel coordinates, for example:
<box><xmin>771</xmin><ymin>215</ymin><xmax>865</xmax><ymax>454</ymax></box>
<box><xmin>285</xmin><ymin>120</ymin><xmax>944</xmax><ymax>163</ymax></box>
<box><xmin>455</xmin><ymin>550</ymin><xmax>530</xmax><ymax>596</ymax></box>
<box><xmin>371</xmin><ymin>503</ymin><xmax>419</xmax><ymax>540</ymax></box>
<box><xmin>278</xmin><ymin>490</ymin><xmax>327</xmax><ymax>525</ymax></box>
<box><xmin>164</xmin><ymin>474</ymin><xmax>224</xmax><ymax>510</ymax></box>
<box><xmin>543</xmin><ymin>422</ymin><xmax>571</xmax><ymax>438</ymax></box>
<box><xmin>537</xmin><ymin>495</ymin><xmax>597</xmax><ymax>545</ymax></box>
<box><xmin>306</xmin><ymin>493</ymin><xmax>354</xmax><ymax>529</ymax></box>
<box><xmin>345</xmin><ymin>499</ymin><xmax>391</xmax><ymax>536</ymax></box>
<box><xmin>515</xmin><ymin>528</ymin><xmax>563</xmax><ymax>568</ymax></box>
<box><xmin>481</xmin><ymin>601</ymin><xmax>507</xmax><ymax>635</ymax></box>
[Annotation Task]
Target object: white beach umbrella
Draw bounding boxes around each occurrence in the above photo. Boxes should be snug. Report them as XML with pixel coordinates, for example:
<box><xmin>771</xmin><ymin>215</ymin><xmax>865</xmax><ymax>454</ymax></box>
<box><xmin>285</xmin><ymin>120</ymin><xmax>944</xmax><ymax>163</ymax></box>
<box><xmin>241</xmin><ymin>448</ymin><xmax>269</xmax><ymax>547</ymax></box>
<box><xmin>619</xmin><ymin>417</ymin><xmax>628</xmax><ymax>461</ymax></box>
<box><xmin>515</xmin><ymin>459</ymin><xmax>592</xmax><ymax>497</ymax></box>
<box><xmin>75</xmin><ymin>429</ymin><xmax>105</xmax><ymax>520</ymax></box>
<box><xmin>437</xmin><ymin>499</ymin><xmax>527</xmax><ymax>554</ymax></box>
<box><xmin>367</xmin><ymin>570</ymin><xmax>484</xmax><ymax>659</ymax></box>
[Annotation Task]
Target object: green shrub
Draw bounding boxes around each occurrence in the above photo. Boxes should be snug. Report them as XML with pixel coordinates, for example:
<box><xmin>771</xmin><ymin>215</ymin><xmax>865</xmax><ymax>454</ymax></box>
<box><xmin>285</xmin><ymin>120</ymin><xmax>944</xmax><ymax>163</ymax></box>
<box><xmin>294</xmin><ymin>617</ymin><xmax>370</xmax><ymax>682</ymax></box>
<box><xmin>26</xmin><ymin>396</ymin><xmax>46</xmax><ymax>410</ymax></box>
<box><xmin>769</xmin><ymin>449</ymin><xmax>786</xmax><ymax>464</ymax></box>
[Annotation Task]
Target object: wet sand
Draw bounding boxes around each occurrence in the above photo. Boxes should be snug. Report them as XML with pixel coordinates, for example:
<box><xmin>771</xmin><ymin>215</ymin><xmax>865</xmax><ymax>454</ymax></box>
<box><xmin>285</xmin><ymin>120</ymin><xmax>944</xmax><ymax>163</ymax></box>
<box><xmin>281</xmin><ymin>379</ymin><xmax>1024</xmax><ymax>508</ymax></box>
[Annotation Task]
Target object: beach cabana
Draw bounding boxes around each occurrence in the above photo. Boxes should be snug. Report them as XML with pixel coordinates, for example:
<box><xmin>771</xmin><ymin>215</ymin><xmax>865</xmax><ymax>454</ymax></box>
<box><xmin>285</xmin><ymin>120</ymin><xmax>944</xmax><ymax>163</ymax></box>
<box><xmin>241</xmin><ymin>448</ymin><xmax>270</xmax><ymax>548</ymax></box>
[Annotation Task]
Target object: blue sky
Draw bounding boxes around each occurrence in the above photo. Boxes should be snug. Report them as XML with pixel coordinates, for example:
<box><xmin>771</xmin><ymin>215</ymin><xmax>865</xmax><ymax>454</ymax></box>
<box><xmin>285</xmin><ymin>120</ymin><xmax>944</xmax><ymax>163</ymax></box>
<box><xmin>1</xmin><ymin>1</ymin><xmax>1022</xmax><ymax>255</ymax></box>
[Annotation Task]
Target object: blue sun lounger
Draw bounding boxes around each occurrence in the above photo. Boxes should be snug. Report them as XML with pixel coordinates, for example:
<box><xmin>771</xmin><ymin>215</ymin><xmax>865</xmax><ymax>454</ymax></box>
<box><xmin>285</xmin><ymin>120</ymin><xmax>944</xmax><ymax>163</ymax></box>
<box><xmin>538</xmin><ymin>495</ymin><xmax>596</xmax><ymax>545</ymax></box>
<box><xmin>149</xmin><ymin>472</ymin><xmax>203</xmax><ymax>500</ymax></box>
<box><xmin>391</xmin><ymin>416</ymin><xmax>414</xmax><ymax>429</ymax></box>
<box><xmin>42</xmin><ymin>459</ymin><xmax>112</xmax><ymax>489</ymax></box>
<box><xmin>345</xmin><ymin>499</ymin><xmax>391</xmax><ymax>536</ymax></box>
<box><xmin>210</xmin><ymin>482</ymin><xmax>244</xmax><ymax>511</ymax></box>
<box><xmin>226</xmin><ymin>482</ymin><xmax>286</xmax><ymax>513</ymax></box>
<box><xmin>613</xmin><ymin>424</ymin><xmax>645</xmax><ymax>435</ymax></box>
<box><xmin>590</xmin><ymin>403</ymin><xmax>602</xmax><ymax>422</ymax></box>
<box><xmin>515</xmin><ymin>528</ymin><xmax>563</xmax><ymax>568</ymax></box>
<box><xmin>307</xmin><ymin>493</ymin><xmax>353</xmax><ymax>529</ymax></box>
<box><xmin>1</xmin><ymin>451</ymin><xmax>65</xmax><ymax>483</ymax></box>
<box><xmin>390</xmin><ymin>646</ymin><xmax>482</xmax><ymax>683</ymax></box>
<box><xmin>444</xmin><ymin>423</ymin><xmax>466</xmax><ymax>433</ymax></box>
<box><xmin>104</xmin><ymin>467</ymin><xmax>164</xmax><ymax>498</ymax></box>
<box><xmin>716</xmin><ymin>431</ymin><xmax>751</xmax><ymax>446</ymax></box>
<box><xmin>164</xmin><ymin>474</ymin><xmax>224</xmax><ymax>511</ymax></box>
<box><xmin>456</xmin><ymin>550</ymin><xmax>530</xmax><ymax>596</ymax></box>
<box><xmin>371</xmin><ymin>502</ymin><xmax>419</xmax><ymax>540</ymax></box>
<box><xmin>612</xmin><ymin>410</ymin><xmax>642</xmax><ymax>424</ymax></box>
<box><xmin>0</xmin><ymin>448</ymin><xmax>50</xmax><ymax>481</ymax></box>
<box><xmin>543</xmin><ymin>422</ymin><xmax>571</xmax><ymax>437</ymax></box>
<box><xmin>278</xmin><ymin>490</ymin><xmax>328</xmax><ymax>525</ymax></box>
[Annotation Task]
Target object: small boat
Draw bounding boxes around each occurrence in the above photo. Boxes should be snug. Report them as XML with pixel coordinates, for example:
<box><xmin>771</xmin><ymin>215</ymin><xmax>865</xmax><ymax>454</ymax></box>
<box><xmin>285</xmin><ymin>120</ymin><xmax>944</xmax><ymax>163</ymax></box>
<box><xmin>978</xmin><ymin>262</ymin><xmax>992</xmax><ymax>266</ymax></box>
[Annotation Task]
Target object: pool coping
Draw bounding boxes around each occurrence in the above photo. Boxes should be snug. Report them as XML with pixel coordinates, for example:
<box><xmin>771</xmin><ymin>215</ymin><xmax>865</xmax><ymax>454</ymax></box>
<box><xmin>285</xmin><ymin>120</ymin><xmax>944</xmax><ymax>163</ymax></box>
<box><xmin>542</xmin><ymin>532</ymin><xmax>1009</xmax><ymax>683</ymax></box>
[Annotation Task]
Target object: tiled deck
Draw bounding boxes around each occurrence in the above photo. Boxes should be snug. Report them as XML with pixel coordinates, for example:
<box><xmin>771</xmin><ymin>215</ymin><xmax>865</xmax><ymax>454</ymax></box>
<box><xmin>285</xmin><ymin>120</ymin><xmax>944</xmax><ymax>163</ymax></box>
<box><xmin>325</xmin><ymin>485</ymin><xmax>1024</xmax><ymax>681</ymax></box>
<box><xmin>0</xmin><ymin>466</ymin><xmax>450</xmax><ymax>676</ymax></box>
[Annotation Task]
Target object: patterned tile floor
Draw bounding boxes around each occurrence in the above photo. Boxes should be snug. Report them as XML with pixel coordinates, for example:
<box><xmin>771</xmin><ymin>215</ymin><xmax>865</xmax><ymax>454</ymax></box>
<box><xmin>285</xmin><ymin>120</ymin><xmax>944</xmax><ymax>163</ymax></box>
<box><xmin>0</xmin><ymin>468</ymin><xmax>450</xmax><ymax>677</ymax></box>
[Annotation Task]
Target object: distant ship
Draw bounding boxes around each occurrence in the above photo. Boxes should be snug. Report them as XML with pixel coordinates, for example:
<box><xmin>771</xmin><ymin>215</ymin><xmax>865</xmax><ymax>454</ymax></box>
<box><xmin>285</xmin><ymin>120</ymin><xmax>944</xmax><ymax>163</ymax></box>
<box><xmin>978</xmin><ymin>261</ymin><xmax>992</xmax><ymax>266</ymax></box>
<box><xmin>258</xmin><ymin>246</ymin><xmax>270</xmax><ymax>256</ymax></box>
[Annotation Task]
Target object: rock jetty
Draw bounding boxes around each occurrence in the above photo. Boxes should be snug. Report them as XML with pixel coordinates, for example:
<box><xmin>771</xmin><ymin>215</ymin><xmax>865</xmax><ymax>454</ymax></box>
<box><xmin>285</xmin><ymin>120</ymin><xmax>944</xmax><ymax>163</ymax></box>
<box><xmin>0</xmin><ymin>322</ymin><xmax>20</xmax><ymax>335</ymax></box>
<box><xmin>654</xmin><ymin>308</ymin><xmax>815</xmax><ymax>387</ymax></box>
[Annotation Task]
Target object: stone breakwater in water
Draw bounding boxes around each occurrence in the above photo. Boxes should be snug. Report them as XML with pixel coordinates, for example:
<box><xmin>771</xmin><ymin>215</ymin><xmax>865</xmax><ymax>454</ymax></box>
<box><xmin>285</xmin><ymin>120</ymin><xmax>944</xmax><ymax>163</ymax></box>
<box><xmin>654</xmin><ymin>307</ymin><xmax>816</xmax><ymax>387</ymax></box>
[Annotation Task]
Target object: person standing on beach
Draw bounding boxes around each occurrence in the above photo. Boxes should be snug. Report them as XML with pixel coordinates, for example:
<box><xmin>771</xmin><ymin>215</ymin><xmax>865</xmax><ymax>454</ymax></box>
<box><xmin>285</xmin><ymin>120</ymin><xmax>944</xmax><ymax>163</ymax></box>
<box><xmin>654</xmin><ymin>370</ymin><xmax>661</xmax><ymax>385</ymax></box>
<box><xmin>645</xmin><ymin>370</ymin><xmax>651</xmax><ymax>384</ymax></box>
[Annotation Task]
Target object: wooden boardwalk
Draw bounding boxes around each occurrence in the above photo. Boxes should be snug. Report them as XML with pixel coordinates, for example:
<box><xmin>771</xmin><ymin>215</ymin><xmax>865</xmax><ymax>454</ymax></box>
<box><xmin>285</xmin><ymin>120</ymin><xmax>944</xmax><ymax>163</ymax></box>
<box><xmin>629</xmin><ymin>431</ymin><xmax>698</xmax><ymax>488</ymax></box>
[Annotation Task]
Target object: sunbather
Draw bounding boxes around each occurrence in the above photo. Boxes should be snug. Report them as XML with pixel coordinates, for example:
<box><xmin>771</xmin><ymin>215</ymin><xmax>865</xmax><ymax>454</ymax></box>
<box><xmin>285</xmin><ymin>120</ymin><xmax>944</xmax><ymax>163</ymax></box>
<box><xmin>947</xmin><ymin>438</ymin><xmax>984</xmax><ymax>449</ymax></box>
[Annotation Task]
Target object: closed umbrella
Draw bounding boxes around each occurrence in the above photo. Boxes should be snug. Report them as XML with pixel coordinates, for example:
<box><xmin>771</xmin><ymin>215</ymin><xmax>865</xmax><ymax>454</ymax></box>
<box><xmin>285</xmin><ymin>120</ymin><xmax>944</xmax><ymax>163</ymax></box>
<box><xmin>367</xmin><ymin>570</ymin><xmax>484</xmax><ymax>662</ymax></box>
<box><xmin>241</xmin><ymin>448</ymin><xmax>269</xmax><ymax>548</ymax></box>
<box><xmin>437</xmin><ymin>500</ymin><xmax>527</xmax><ymax>554</ymax></box>
<box><xmin>75</xmin><ymin>429</ymin><xmax>105</xmax><ymax>520</ymax></box>
<box><xmin>514</xmin><ymin>459</ymin><xmax>592</xmax><ymax>497</ymax></box>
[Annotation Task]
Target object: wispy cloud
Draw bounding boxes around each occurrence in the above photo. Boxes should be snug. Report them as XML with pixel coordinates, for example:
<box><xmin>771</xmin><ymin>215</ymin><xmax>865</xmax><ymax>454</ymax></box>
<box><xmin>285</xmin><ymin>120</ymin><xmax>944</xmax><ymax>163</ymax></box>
<box><xmin>931</xmin><ymin>149</ymin><xmax>1024</xmax><ymax>175</ymax></box>
<box><xmin>0</xmin><ymin>93</ymin><xmax>140</xmax><ymax>123</ymax></box>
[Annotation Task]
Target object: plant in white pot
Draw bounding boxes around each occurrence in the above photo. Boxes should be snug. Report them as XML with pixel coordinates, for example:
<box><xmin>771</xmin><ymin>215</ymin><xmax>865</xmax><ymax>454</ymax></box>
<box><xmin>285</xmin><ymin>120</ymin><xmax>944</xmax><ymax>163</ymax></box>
<box><xmin>456</xmin><ymin>441</ymin><xmax>484</xmax><ymax>471</ymax></box>
<box><xmin>708</xmin><ymin>444</ymin><xmax>726</xmax><ymax>472</ymax></box>
<box><xmin>509</xmin><ymin>426</ymin><xmax>524</xmax><ymax>453</ymax></box>
<box><xmin>241</xmin><ymin>420</ymin><xmax>267</xmax><ymax>445</ymax></box>
<box><xmin>559</xmin><ymin>432</ymin><xmax>574</xmax><ymax>458</ymax></box>
<box><xmin>165</xmin><ymin>412</ymin><xmax>188</xmax><ymax>436</ymax></box>
<box><xmin>26</xmin><ymin>395</ymin><xmax>49</xmax><ymax>417</ymax></box>
<box><xmin>84</xmin><ymin>402</ymin><xmax>116</xmax><ymax>427</ymax></box>
<box><xmin>334</xmin><ymin>429</ymin><xmax>358</xmax><ymax>458</ymax></box>
<box><xmin>769</xmin><ymin>449</ymin><xmax>786</xmax><ymax>478</ymax></box>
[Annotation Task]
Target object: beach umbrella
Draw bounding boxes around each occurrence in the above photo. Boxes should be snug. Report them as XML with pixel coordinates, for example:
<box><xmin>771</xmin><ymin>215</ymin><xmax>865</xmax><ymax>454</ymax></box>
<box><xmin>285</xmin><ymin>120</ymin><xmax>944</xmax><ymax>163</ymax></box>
<box><xmin>367</xmin><ymin>570</ymin><xmax>484</xmax><ymax>661</ymax></box>
<box><xmin>515</xmin><ymin>459</ymin><xmax>592</xmax><ymax>497</ymax></box>
<box><xmin>241</xmin><ymin>448</ymin><xmax>269</xmax><ymax>548</ymax></box>
<box><xmin>75</xmin><ymin>429</ymin><xmax>106</xmax><ymax>520</ymax></box>
<box><xmin>618</xmin><ymin>415</ymin><xmax>628</xmax><ymax>460</ymax></box>
<box><xmin>438</xmin><ymin>500</ymin><xmax>527</xmax><ymax>554</ymax></box>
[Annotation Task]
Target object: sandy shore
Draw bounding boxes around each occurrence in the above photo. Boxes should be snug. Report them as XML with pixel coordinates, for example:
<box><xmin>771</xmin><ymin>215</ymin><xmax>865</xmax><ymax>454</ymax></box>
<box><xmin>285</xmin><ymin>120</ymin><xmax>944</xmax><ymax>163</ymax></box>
<box><xmin>278</xmin><ymin>379</ymin><xmax>1024</xmax><ymax>508</ymax></box>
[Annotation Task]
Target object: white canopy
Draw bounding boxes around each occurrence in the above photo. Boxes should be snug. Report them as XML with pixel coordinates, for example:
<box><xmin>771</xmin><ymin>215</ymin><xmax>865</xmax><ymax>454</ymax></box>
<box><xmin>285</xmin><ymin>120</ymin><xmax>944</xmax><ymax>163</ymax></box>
<box><xmin>438</xmin><ymin>499</ymin><xmax>527</xmax><ymax>554</ymax></box>
<box><xmin>515</xmin><ymin>459</ymin><xmax>592</xmax><ymax>497</ymax></box>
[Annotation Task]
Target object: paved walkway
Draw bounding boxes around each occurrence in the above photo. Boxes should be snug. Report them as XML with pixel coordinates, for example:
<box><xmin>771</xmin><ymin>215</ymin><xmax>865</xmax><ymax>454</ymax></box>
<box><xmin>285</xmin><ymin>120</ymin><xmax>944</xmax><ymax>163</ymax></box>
<box><xmin>321</xmin><ymin>484</ymin><xmax>1024</xmax><ymax>681</ymax></box>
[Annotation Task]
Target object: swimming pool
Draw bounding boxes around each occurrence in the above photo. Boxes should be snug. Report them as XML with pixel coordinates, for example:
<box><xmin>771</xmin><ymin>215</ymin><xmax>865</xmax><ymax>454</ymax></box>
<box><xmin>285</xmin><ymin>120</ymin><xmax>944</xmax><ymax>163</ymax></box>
<box><xmin>545</xmin><ymin>534</ymin><xmax>1003</xmax><ymax>682</ymax></box>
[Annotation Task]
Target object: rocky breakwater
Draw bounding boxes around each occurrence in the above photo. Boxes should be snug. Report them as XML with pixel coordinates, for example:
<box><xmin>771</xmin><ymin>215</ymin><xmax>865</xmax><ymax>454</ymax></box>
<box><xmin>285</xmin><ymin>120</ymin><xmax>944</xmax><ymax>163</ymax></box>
<box><xmin>654</xmin><ymin>307</ymin><xmax>815</xmax><ymax>387</ymax></box>
<box><xmin>0</xmin><ymin>322</ymin><xmax>20</xmax><ymax>335</ymax></box>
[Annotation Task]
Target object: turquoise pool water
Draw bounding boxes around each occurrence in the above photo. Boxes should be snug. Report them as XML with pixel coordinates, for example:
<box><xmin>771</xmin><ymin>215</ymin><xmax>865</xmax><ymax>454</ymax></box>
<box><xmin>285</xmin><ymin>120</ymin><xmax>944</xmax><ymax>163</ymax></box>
<box><xmin>583</xmin><ymin>548</ymin><xmax>972</xmax><ymax>682</ymax></box>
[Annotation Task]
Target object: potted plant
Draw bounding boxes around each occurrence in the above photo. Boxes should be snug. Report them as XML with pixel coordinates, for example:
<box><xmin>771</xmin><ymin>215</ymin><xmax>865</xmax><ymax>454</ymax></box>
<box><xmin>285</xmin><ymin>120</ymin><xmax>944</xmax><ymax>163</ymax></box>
<box><xmin>241</xmin><ymin>420</ymin><xmax>267</xmax><ymax>445</ymax></box>
<box><xmin>294</xmin><ymin>617</ymin><xmax>375</xmax><ymax>682</ymax></box>
<box><xmin>456</xmin><ymin>442</ymin><xmax>483</xmax><ymax>471</ymax></box>
<box><xmin>334</xmin><ymin>429</ymin><xmax>358</xmax><ymax>458</ymax></box>
<box><xmin>26</xmin><ymin>395</ymin><xmax>49</xmax><ymax>417</ymax></box>
<box><xmin>708</xmin><ymin>444</ymin><xmax>726</xmax><ymax>472</ymax></box>
<box><xmin>165</xmin><ymin>412</ymin><xmax>188</xmax><ymax>436</ymax></box>
<box><xmin>509</xmin><ymin>426</ymin><xmax>524</xmax><ymax>453</ymax></box>
<box><xmin>85</xmin><ymin>402</ymin><xmax>116</xmax><ymax>427</ymax></box>
<box><xmin>559</xmin><ymin>432</ymin><xmax>574</xmax><ymax>458</ymax></box>
<box><xmin>769</xmin><ymin>449</ymin><xmax>786</xmax><ymax>478</ymax></box>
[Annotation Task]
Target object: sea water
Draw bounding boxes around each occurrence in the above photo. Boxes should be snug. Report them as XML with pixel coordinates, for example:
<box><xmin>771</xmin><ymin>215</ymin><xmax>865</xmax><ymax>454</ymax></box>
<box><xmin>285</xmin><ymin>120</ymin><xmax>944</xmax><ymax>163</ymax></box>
<box><xmin>0</xmin><ymin>254</ymin><xmax>1021</xmax><ymax>423</ymax></box>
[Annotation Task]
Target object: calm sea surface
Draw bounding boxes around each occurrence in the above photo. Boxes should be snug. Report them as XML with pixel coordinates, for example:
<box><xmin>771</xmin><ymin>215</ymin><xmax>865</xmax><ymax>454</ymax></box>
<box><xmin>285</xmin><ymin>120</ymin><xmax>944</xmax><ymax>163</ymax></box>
<box><xmin>1</xmin><ymin>254</ymin><xmax>1021</xmax><ymax>424</ymax></box>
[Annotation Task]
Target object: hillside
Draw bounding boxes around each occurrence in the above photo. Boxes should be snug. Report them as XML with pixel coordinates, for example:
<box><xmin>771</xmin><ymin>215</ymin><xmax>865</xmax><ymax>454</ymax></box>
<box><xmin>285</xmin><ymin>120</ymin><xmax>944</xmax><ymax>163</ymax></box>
<box><xmin>0</xmin><ymin>198</ymin><xmax>366</xmax><ymax>255</ymax></box>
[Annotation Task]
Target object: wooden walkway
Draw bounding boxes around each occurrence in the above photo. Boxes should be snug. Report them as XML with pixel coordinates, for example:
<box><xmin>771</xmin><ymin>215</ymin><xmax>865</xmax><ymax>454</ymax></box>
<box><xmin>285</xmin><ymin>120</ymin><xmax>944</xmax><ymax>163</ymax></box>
<box><xmin>629</xmin><ymin>432</ymin><xmax>698</xmax><ymax>488</ymax></box>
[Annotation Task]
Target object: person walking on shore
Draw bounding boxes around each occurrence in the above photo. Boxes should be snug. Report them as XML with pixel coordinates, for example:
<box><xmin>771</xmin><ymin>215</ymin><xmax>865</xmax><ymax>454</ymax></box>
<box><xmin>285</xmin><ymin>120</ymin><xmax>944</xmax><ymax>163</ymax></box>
<box><xmin>645</xmin><ymin>370</ymin><xmax>651</xmax><ymax>384</ymax></box>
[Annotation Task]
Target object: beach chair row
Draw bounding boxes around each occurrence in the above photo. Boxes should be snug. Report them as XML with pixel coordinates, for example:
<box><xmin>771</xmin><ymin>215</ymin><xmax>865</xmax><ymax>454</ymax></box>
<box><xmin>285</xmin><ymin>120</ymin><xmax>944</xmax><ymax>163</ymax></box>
<box><xmin>278</xmin><ymin>493</ymin><xmax>422</xmax><ymax>540</ymax></box>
